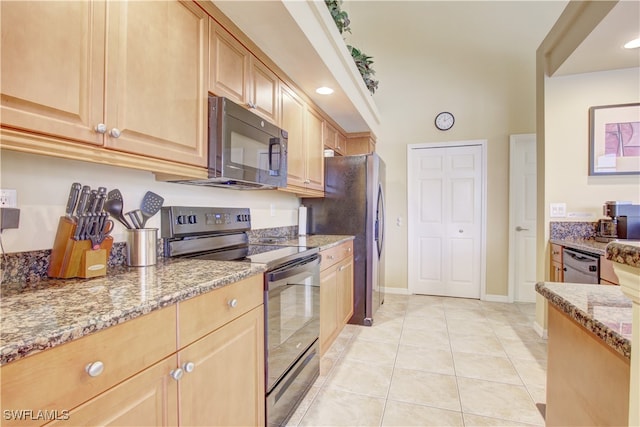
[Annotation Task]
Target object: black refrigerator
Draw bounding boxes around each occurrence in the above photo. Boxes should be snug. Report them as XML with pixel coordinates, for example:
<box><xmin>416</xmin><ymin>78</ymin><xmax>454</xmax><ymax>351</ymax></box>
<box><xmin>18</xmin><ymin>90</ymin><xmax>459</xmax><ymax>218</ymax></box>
<box><xmin>303</xmin><ymin>153</ymin><xmax>385</xmax><ymax>326</ymax></box>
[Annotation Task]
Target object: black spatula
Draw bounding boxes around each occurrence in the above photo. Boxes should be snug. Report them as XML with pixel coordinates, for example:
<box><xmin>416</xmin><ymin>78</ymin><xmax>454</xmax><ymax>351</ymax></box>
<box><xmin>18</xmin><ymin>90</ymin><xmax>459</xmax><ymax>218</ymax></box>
<box><xmin>105</xmin><ymin>189</ymin><xmax>132</xmax><ymax>229</ymax></box>
<box><xmin>138</xmin><ymin>191</ymin><xmax>164</xmax><ymax>228</ymax></box>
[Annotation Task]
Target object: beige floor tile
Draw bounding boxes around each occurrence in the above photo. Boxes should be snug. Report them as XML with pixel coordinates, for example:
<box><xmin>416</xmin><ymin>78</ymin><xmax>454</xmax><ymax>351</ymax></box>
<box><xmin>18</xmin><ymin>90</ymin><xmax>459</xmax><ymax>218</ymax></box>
<box><xmin>407</xmin><ymin>295</ymin><xmax>446</xmax><ymax>307</ymax></box>
<box><xmin>324</xmin><ymin>358</ymin><xmax>393</xmax><ymax>398</ymax></box>
<box><xmin>355</xmin><ymin>317</ymin><xmax>404</xmax><ymax>344</ymax></box>
<box><xmin>381</xmin><ymin>400</ymin><xmax>464</xmax><ymax>426</ymax></box>
<box><xmin>405</xmin><ymin>304</ymin><xmax>447</xmax><ymax>319</ymax></box>
<box><xmin>388</xmin><ymin>368</ymin><xmax>461</xmax><ymax>411</ymax></box>
<box><xmin>395</xmin><ymin>344</ymin><xmax>455</xmax><ymax>375</ymax></box>
<box><xmin>341</xmin><ymin>338</ymin><xmax>398</xmax><ymax>367</ymax></box>
<box><xmin>446</xmin><ymin>317</ymin><xmax>494</xmax><ymax>336</ymax></box>
<box><xmin>298</xmin><ymin>388</ymin><xmax>385</xmax><ymax>427</ymax></box>
<box><xmin>526</xmin><ymin>384</ymin><xmax>547</xmax><ymax>405</ymax></box>
<box><xmin>510</xmin><ymin>357</ymin><xmax>547</xmax><ymax>387</ymax></box>
<box><xmin>492</xmin><ymin>323</ymin><xmax>541</xmax><ymax>341</ymax></box>
<box><xmin>403</xmin><ymin>314</ymin><xmax>447</xmax><ymax>331</ymax></box>
<box><xmin>444</xmin><ymin>307</ymin><xmax>487</xmax><ymax>321</ymax></box>
<box><xmin>449</xmin><ymin>333</ymin><xmax>507</xmax><ymax>357</ymax></box>
<box><xmin>400</xmin><ymin>326</ymin><xmax>451</xmax><ymax>350</ymax></box>
<box><xmin>452</xmin><ymin>352</ymin><xmax>522</xmax><ymax>385</ymax></box>
<box><xmin>457</xmin><ymin>377</ymin><xmax>544</xmax><ymax>425</ymax></box>
<box><xmin>499</xmin><ymin>337</ymin><xmax>548</xmax><ymax>361</ymax></box>
<box><xmin>318</xmin><ymin>356</ymin><xmax>337</xmax><ymax>383</ymax></box>
<box><xmin>463</xmin><ymin>413</ymin><xmax>543</xmax><ymax>426</ymax></box>
<box><xmin>442</xmin><ymin>297</ymin><xmax>483</xmax><ymax>308</ymax></box>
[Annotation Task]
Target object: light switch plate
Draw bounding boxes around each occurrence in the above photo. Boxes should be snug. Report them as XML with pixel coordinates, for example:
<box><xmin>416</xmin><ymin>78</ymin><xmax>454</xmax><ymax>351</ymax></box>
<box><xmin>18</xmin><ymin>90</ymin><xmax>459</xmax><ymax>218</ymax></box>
<box><xmin>550</xmin><ymin>203</ymin><xmax>567</xmax><ymax>218</ymax></box>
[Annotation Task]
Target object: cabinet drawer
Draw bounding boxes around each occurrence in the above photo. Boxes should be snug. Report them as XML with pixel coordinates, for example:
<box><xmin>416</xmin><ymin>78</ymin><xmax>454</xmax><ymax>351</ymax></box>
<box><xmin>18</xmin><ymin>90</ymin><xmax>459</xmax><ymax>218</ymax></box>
<box><xmin>320</xmin><ymin>241</ymin><xmax>354</xmax><ymax>271</ymax></box>
<box><xmin>178</xmin><ymin>274</ymin><xmax>263</xmax><ymax>348</ymax></box>
<box><xmin>1</xmin><ymin>306</ymin><xmax>176</xmax><ymax>426</ymax></box>
<box><xmin>551</xmin><ymin>243</ymin><xmax>563</xmax><ymax>263</ymax></box>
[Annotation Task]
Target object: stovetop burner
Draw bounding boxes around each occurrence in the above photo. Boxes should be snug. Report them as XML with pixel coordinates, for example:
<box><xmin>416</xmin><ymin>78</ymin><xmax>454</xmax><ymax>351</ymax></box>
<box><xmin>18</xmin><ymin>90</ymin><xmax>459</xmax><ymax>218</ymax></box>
<box><xmin>161</xmin><ymin>206</ymin><xmax>318</xmax><ymax>269</ymax></box>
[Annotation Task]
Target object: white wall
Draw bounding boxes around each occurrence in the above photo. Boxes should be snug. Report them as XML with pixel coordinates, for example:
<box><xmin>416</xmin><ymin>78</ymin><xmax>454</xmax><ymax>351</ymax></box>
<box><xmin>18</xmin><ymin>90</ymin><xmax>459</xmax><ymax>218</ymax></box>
<box><xmin>0</xmin><ymin>150</ymin><xmax>300</xmax><ymax>253</ymax></box>
<box><xmin>345</xmin><ymin>2</ymin><xmax>564</xmax><ymax>296</ymax></box>
<box><xmin>544</xmin><ymin>67</ymin><xmax>640</xmax><ymax>228</ymax></box>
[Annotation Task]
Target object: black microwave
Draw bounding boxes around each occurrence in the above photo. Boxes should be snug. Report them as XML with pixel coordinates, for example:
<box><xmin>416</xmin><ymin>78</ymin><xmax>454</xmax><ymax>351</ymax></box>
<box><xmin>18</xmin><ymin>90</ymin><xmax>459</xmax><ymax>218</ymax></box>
<box><xmin>173</xmin><ymin>96</ymin><xmax>288</xmax><ymax>189</ymax></box>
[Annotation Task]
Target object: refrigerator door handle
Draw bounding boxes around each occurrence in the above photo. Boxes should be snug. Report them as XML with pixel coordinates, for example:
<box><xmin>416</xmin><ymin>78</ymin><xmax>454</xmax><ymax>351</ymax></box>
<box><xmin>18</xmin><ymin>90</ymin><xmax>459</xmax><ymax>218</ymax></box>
<box><xmin>376</xmin><ymin>183</ymin><xmax>385</xmax><ymax>258</ymax></box>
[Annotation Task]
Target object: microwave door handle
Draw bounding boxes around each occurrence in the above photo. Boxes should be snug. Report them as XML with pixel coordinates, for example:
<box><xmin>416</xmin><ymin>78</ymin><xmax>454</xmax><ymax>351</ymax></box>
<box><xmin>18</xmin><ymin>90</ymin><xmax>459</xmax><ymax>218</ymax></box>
<box><xmin>269</xmin><ymin>138</ymin><xmax>280</xmax><ymax>173</ymax></box>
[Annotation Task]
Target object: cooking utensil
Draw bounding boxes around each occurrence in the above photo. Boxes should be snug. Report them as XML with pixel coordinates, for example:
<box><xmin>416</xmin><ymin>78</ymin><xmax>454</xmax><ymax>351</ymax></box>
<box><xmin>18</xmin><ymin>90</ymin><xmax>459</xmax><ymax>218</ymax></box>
<box><xmin>105</xmin><ymin>189</ymin><xmax>132</xmax><ymax>229</ymax></box>
<box><xmin>138</xmin><ymin>191</ymin><xmax>164</xmax><ymax>228</ymax></box>
<box><xmin>126</xmin><ymin>210</ymin><xmax>143</xmax><ymax>229</ymax></box>
<box><xmin>89</xmin><ymin>213</ymin><xmax>114</xmax><ymax>249</ymax></box>
<box><xmin>66</xmin><ymin>183</ymin><xmax>81</xmax><ymax>220</ymax></box>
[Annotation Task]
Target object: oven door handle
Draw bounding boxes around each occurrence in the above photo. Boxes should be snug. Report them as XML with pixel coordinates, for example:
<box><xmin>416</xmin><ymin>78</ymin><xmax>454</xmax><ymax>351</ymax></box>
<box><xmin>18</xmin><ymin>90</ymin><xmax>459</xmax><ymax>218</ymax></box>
<box><xmin>267</xmin><ymin>256</ymin><xmax>320</xmax><ymax>283</ymax></box>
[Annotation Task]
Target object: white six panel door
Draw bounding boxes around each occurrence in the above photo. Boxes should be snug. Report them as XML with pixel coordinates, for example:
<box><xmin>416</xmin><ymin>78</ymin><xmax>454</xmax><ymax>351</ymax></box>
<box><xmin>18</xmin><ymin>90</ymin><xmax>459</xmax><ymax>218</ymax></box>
<box><xmin>409</xmin><ymin>145</ymin><xmax>482</xmax><ymax>298</ymax></box>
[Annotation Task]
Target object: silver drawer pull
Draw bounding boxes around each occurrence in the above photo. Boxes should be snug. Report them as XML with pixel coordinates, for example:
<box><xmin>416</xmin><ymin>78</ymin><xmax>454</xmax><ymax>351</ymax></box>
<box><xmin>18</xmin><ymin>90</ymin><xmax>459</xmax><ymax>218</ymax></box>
<box><xmin>228</xmin><ymin>298</ymin><xmax>238</xmax><ymax>308</ymax></box>
<box><xmin>170</xmin><ymin>368</ymin><xmax>184</xmax><ymax>381</ymax></box>
<box><xmin>182</xmin><ymin>362</ymin><xmax>195</xmax><ymax>373</ymax></box>
<box><xmin>327</xmin><ymin>255</ymin><xmax>334</xmax><ymax>260</ymax></box>
<box><xmin>85</xmin><ymin>361</ymin><xmax>104</xmax><ymax>377</ymax></box>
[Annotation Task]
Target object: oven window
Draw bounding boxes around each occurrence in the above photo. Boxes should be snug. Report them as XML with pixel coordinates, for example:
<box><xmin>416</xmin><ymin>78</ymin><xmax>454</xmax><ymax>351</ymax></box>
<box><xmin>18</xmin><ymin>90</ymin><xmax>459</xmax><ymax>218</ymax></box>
<box><xmin>266</xmin><ymin>269</ymin><xmax>320</xmax><ymax>391</ymax></box>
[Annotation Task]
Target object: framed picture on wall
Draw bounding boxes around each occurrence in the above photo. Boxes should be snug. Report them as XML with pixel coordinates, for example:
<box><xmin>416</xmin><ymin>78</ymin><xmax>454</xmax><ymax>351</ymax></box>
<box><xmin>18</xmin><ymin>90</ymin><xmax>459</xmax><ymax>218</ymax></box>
<box><xmin>589</xmin><ymin>103</ymin><xmax>640</xmax><ymax>175</ymax></box>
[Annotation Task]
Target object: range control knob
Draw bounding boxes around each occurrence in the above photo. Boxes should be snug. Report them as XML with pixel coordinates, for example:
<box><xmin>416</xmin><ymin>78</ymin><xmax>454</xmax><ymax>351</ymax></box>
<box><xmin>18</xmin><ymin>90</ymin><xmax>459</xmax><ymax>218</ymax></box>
<box><xmin>177</xmin><ymin>215</ymin><xmax>187</xmax><ymax>225</ymax></box>
<box><xmin>188</xmin><ymin>215</ymin><xmax>197</xmax><ymax>224</ymax></box>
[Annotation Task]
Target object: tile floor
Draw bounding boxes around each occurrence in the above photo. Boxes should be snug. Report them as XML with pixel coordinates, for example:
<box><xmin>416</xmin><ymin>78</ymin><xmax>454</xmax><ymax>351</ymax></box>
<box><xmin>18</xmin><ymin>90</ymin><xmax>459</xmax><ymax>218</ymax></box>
<box><xmin>287</xmin><ymin>294</ymin><xmax>547</xmax><ymax>426</ymax></box>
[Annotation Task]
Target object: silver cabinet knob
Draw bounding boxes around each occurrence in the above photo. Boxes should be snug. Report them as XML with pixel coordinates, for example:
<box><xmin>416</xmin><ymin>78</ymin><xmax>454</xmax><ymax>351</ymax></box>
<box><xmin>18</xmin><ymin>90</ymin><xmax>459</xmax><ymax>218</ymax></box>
<box><xmin>109</xmin><ymin>128</ymin><xmax>121</xmax><ymax>138</ymax></box>
<box><xmin>516</xmin><ymin>226</ymin><xmax>529</xmax><ymax>231</ymax></box>
<box><xmin>228</xmin><ymin>298</ymin><xmax>238</xmax><ymax>308</ymax></box>
<box><xmin>95</xmin><ymin>123</ymin><xmax>107</xmax><ymax>134</ymax></box>
<box><xmin>304</xmin><ymin>179</ymin><xmax>311</xmax><ymax>184</ymax></box>
<box><xmin>347</xmin><ymin>247</ymin><xmax>352</xmax><ymax>252</ymax></box>
<box><xmin>327</xmin><ymin>255</ymin><xmax>334</xmax><ymax>260</ymax></box>
<box><xmin>170</xmin><ymin>368</ymin><xmax>184</xmax><ymax>381</ymax></box>
<box><xmin>85</xmin><ymin>361</ymin><xmax>104</xmax><ymax>377</ymax></box>
<box><xmin>182</xmin><ymin>362</ymin><xmax>195</xmax><ymax>373</ymax></box>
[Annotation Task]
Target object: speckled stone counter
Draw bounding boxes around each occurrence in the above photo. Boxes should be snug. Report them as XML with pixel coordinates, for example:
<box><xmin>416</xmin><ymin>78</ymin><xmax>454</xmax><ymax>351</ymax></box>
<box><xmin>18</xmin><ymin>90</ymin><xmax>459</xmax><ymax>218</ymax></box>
<box><xmin>606</xmin><ymin>240</ymin><xmax>640</xmax><ymax>269</ymax></box>
<box><xmin>280</xmin><ymin>235</ymin><xmax>354</xmax><ymax>250</ymax></box>
<box><xmin>536</xmin><ymin>282</ymin><xmax>632</xmax><ymax>359</ymax></box>
<box><xmin>0</xmin><ymin>259</ymin><xmax>266</xmax><ymax>366</ymax></box>
<box><xmin>550</xmin><ymin>238</ymin><xmax>608</xmax><ymax>256</ymax></box>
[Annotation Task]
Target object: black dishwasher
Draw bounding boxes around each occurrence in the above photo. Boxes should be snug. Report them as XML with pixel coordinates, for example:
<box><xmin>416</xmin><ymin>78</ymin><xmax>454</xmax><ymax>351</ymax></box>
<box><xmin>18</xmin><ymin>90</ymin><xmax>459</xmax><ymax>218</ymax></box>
<box><xmin>562</xmin><ymin>248</ymin><xmax>599</xmax><ymax>284</ymax></box>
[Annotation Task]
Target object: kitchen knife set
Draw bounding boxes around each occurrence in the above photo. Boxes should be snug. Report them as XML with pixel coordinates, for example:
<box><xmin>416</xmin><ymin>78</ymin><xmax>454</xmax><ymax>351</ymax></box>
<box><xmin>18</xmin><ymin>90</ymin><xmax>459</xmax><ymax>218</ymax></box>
<box><xmin>66</xmin><ymin>183</ymin><xmax>113</xmax><ymax>248</ymax></box>
<box><xmin>48</xmin><ymin>183</ymin><xmax>164</xmax><ymax>279</ymax></box>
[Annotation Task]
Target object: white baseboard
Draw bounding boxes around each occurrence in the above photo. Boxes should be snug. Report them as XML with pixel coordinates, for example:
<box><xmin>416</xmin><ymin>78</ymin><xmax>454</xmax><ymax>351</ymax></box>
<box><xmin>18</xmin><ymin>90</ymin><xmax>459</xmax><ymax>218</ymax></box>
<box><xmin>482</xmin><ymin>294</ymin><xmax>510</xmax><ymax>303</ymax></box>
<box><xmin>533</xmin><ymin>321</ymin><xmax>548</xmax><ymax>339</ymax></box>
<box><xmin>383</xmin><ymin>287</ymin><xmax>410</xmax><ymax>295</ymax></box>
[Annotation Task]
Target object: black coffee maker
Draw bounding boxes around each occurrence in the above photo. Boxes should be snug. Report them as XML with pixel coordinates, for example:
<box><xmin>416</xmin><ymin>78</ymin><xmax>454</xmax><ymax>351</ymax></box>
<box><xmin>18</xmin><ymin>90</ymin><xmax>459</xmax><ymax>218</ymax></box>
<box><xmin>598</xmin><ymin>201</ymin><xmax>640</xmax><ymax>241</ymax></box>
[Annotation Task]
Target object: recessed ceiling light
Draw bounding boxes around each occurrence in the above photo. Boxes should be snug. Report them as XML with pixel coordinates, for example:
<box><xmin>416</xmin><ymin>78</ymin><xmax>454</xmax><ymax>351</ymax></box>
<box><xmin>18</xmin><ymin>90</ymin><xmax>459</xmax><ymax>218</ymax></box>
<box><xmin>316</xmin><ymin>86</ymin><xmax>334</xmax><ymax>95</ymax></box>
<box><xmin>624</xmin><ymin>38</ymin><xmax>640</xmax><ymax>49</ymax></box>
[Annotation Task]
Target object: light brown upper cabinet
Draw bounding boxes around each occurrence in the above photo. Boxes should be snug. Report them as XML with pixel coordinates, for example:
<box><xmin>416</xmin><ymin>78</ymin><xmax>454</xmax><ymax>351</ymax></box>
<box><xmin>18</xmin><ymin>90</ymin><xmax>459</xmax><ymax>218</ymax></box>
<box><xmin>209</xmin><ymin>18</ymin><xmax>279</xmax><ymax>125</ymax></box>
<box><xmin>280</xmin><ymin>85</ymin><xmax>324</xmax><ymax>197</ymax></box>
<box><xmin>1</xmin><ymin>1</ymin><xmax>208</xmax><ymax>167</ymax></box>
<box><xmin>324</xmin><ymin>122</ymin><xmax>346</xmax><ymax>156</ymax></box>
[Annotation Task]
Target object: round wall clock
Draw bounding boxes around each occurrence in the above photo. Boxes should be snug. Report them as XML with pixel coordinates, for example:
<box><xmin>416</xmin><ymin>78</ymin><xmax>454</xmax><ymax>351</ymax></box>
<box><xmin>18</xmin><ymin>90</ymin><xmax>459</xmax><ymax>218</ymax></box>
<box><xmin>435</xmin><ymin>112</ymin><xmax>455</xmax><ymax>131</ymax></box>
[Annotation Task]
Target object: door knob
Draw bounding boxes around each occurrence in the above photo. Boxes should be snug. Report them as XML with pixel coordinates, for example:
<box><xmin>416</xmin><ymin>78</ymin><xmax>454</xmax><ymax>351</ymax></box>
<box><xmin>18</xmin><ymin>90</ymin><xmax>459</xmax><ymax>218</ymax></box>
<box><xmin>516</xmin><ymin>226</ymin><xmax>529</xmax><ymax>231</ymax></box>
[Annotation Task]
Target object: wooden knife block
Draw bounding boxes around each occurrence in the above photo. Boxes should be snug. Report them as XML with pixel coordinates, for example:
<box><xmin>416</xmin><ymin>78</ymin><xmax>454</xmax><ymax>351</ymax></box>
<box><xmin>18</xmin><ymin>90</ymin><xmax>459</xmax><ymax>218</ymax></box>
<box><xmin>48</xmin><ymin>216</ymin><xmax>113</xmax><ymax>279</ymax></box>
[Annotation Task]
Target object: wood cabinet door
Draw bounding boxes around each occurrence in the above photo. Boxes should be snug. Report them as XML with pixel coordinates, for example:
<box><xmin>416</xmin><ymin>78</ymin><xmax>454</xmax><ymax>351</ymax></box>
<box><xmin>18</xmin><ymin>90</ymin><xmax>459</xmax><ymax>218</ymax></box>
<box><xmin>104</xmin><ymin>0</ymin><xmax>207</xmax><ymax>166</ymax></box>
<box><xmin>324</xmin><ymin>122</ymin><xmax>337</xmax><ymax>150</ymax></box>
<box><xmin>0</xmin><ymin>1</ymin><xmax>105</xmax><ymax>145</ymax></box>
<box><xmin>319</xmin><ymin>267</ymin><xmax>338</xmax><ymax>356</ymax></box>
<box><xmin>305</xmin><ymin>106</ymin><xmax>325</xmax><ymax>192</ymax></box>
<box><xmin>250</xmin><ymin>57</ymin><xmax>279</xmax><ymax>124</ymax></box>
<box><xmin>45</xmin><ymin>357</ymin><xmax>178</xmax><ymax>427</ymax></box>
<box><xmin>280</xmin><ymin>85</ymin><xmax>306</xmax><ymax>188</ymax></box>
<box><xmin>209</xmin><ymin>18</ymin><xmax>249</xmax><ymax>104</ymax></box>
<box><xmin>337</xmin><ymin>256</ymin><xmax>354</xmax><ymax>325</ymax></box>
<box><xmin>178</xmin><ymin>306</ymin><xmax>265</xmax><ymax>427</ymax></box>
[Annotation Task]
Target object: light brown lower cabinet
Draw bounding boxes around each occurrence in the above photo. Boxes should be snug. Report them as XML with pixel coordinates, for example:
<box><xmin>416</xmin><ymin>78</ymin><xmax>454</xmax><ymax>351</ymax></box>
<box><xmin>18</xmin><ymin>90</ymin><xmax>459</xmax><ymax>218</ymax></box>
<box><xmin>1</xmin><ymin>275</ymin><xmax>265</xmax><ymax>427</ymax></box>
<box><xmin>319</xmin><ymin>241</ymin><xmax>354</xmax><ymax>355</ymax></box>
<box><xmin>550</xmin><ymin>243</ymin><xmax>563</xmax><ymax>282</ymax></box>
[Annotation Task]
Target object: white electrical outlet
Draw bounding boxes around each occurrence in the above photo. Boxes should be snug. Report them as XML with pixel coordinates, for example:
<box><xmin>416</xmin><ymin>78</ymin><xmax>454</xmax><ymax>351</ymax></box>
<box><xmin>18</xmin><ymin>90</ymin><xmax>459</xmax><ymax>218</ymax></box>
<box><xmin>0</xmin><ymin>189</ymin><xmax>17</xmax><ymax>208</ymax></box>
<box><xmin>549</xmin><ymin>203</ymin><xmax>566</xmax><ymax>218</ymax></box>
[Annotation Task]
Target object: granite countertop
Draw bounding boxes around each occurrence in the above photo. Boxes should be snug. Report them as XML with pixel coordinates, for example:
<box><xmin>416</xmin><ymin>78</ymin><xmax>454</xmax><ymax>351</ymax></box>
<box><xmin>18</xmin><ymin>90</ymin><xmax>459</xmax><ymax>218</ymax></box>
<box><xmin>251</xmin><ymin>234</ymin><xmax>354</xmax><ymax>250</ymax></box>
<box><xmin>0</xmin><ymin>259</ymin><xmax>266</xmax><ymax>366</ymax></box>
<box><xmin>606</xmin><ymin>240</ymin><xmax>640</xmax><ymax>268</ymax></box>
<box><xmin>536</xmin><ymin>282</ymin><xmax>632</xmax><ymax>359</ymax></box>
<box><xmin>549</xmin><ymin>238</ymin><xmax>608</xmax><ymax>256</ymax></box>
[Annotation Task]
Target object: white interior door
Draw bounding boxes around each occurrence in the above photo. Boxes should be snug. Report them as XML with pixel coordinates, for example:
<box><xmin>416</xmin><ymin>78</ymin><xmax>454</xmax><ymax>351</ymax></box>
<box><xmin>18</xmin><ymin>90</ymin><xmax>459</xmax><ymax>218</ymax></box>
<box><xmin>508</xmin><ymin>134</ymin><xmax>537</xmax><ymax>302</ymax></box>
<box><xmin>408</xmin><ymin>143</ymin><xmax>484</xmax><ymax>299</ymax></box>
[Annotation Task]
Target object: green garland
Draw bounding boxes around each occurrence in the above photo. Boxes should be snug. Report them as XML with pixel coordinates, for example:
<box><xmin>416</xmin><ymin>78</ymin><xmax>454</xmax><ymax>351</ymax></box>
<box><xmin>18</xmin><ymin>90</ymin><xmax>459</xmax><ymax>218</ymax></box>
<box><xmin>324</xmin><ymin>0</ymin><xmax>379</xmax><ymax>94</ymax></box>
